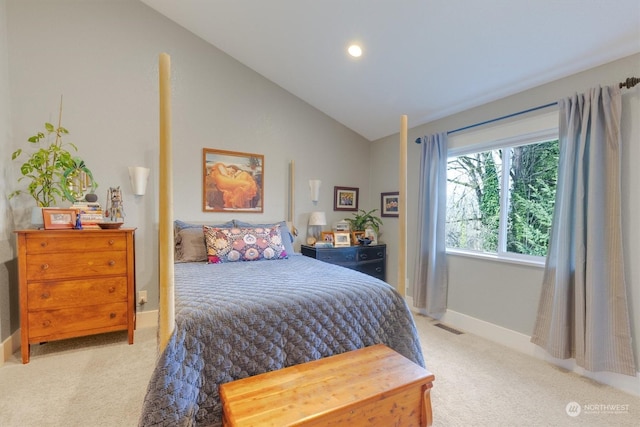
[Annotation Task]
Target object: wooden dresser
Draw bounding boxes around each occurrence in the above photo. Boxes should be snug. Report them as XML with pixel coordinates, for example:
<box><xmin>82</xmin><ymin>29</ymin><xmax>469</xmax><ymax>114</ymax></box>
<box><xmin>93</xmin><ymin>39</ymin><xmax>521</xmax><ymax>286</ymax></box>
<box><xmin>16</xmin><ymin>228</ymin><xmax>136</xmax><ymax>363</ymax></box>
<box><xmin>301</xmin><ymin>243</ymin><xmax>386</xmax><ymax>281</ymax></box>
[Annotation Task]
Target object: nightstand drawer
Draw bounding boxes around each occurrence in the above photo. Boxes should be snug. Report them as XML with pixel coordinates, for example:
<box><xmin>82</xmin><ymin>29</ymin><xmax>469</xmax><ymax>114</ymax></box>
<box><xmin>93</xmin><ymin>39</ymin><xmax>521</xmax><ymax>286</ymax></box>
<box><xmin>354</xmin><ymin>260</ymin><xmax>385</xmax><ymax>280</ymax></box>
<box><xmin>28</xmin><ymin>302</ymin><xmax>129</xmax><ymax>340</ymax></box>
<box><xmin>358</xmin><ymin>246</ymin><xmax>385</xmax><ymax>262</ymax></box>
<box><xmin>26</xmin><ymin>251</ymin><xmax>128</xmax><ymax>281</ymax></box>
<box><xmin>27</xmin><ymin>277</ymin><xmax>128</xmax><ymax>310</ymax></box>
<box><xmin>315</xmin><ymin>247</ymin><xmax>357</xmax><ymax>263</ymax></box>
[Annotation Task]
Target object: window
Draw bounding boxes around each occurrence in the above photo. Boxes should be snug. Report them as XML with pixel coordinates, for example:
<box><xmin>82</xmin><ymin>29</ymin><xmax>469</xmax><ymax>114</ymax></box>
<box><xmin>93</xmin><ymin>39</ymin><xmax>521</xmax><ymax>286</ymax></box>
<box><xmin>445</xmin><ymin>111</ymin><xmax>559</xmax><ymax>262</ymax></box>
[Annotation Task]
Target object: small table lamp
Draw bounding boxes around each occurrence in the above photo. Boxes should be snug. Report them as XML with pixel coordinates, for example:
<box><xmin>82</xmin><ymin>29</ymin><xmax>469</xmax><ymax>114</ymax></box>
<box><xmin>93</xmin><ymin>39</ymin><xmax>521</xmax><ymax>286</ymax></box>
<box><xmin>308</xmin><ymin>211</ymin><xmax>327</xmax><ymax>244</ymax></box>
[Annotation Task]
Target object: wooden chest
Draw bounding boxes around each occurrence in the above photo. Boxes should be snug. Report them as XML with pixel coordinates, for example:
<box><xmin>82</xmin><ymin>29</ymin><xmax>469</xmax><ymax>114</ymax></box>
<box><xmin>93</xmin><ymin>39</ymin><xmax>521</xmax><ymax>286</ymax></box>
<box><xmin>220</xmin><ymin>344</ymin><xmax>434</xmax><ymax>426</ymax></box>
<box><xmin>16</xmin><ymin>228</ymin><xmax>136</xmax><ymax>363</ymax></box>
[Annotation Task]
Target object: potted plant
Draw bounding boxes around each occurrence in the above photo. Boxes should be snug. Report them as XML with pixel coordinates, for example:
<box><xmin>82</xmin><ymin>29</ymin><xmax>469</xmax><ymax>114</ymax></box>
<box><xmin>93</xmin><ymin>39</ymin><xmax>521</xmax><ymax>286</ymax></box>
<box><xmin>345</xmin><ymin>208</ymin><xmax>383</xmax><ymax>233</ymax></box>
<box><xmin>10</xmin><ymin>100</ymin><xmax>95</xmax><ymax>208</ymax></box>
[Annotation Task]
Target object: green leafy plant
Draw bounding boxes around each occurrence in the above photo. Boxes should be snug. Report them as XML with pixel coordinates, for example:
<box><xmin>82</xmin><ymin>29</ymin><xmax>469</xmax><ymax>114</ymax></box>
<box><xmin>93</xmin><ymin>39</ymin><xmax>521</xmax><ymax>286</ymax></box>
<box><xmin>10</xmin><ymin>100</ymin><xmax>95</xmax><ymax>207</ymax></box>
<box><xmin>345</xmin><ymin>208</ymin><xmax>383</xmax><ymax>233</ymax></box>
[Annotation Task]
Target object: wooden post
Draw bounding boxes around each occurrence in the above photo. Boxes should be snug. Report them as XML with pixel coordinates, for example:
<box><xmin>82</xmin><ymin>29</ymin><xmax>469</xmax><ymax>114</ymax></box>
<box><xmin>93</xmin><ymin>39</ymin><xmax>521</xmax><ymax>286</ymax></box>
<box><xmin>398</xmin><ymin>115</ymin><xmax>407</xmax><ymax>297</ymax></box>
<box><xmin>158</xmin><ymin>53</ymin><xmax>175</xmax><ymax>351</ymax></box>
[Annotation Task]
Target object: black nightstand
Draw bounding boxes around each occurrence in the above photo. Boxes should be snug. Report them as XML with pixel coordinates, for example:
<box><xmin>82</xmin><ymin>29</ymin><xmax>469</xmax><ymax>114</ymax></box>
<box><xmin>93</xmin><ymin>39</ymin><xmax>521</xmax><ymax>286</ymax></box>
<box><xmin>300</xmin><ymin>244</ymin><xmax>386</xmax><ymax>281</ymax></box>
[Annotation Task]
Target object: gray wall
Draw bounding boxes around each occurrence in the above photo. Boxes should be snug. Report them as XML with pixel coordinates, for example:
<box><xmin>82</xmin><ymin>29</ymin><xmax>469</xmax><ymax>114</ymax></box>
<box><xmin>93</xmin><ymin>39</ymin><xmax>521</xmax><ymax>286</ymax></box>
<box><xmin>372</xmin><ymin>53</ymin><xmax>640</xmax><ymax>364</ymax></box>
<box><xmin>1</xmin><ymin>0</ymin><xmax>372</xmax><ymax>342</ymax></box>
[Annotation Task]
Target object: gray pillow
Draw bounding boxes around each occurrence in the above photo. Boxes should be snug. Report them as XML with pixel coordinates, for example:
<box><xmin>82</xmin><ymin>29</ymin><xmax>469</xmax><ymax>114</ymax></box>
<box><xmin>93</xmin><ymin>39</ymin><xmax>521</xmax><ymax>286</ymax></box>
<box><xmin>174</xmin><ymin>220</ymin><xmax>234</xmax><ymax>263</ymax></box>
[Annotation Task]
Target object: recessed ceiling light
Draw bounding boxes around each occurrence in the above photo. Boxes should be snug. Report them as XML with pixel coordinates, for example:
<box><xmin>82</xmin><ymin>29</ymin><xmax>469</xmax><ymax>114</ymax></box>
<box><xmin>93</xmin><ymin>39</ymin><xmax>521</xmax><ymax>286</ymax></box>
<box><xmin>348</xmin><ymin>44</ymin><xmax>362</xmax><ymax>58</ymax></box>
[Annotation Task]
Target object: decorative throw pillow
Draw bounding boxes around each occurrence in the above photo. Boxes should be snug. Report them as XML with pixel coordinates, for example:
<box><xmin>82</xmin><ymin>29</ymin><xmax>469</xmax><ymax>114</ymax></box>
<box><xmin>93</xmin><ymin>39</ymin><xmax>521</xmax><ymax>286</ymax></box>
<box><xmin>233</xmin><ymin>220</ymin><xmax>296</xmax><ymax>255</ymax></box>
<box><xmin>203</xmin><ymin>225</ymin><xmax>288</xmax><ymax>263</ymax></box>
<box><xmin>174</xmin><ymin>220</ymin><xmax>234</xmax><ymax>263</ymax></box>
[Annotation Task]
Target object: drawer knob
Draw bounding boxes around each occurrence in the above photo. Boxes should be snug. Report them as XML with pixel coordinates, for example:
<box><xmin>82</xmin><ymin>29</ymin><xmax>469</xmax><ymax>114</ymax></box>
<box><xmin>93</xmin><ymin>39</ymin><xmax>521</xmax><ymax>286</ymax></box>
<box><xmin>361</xmin><ymin>254</ymin><xmax>369</xmax><ymax>260</ymax></box>
<box><xmin>108</xmin><ymin>260</ymin><xmax>116</xmax><ymax>266</ymax></box>
<box><xmin>108</xmin><ymin>239</ymin><xmax>115</xmax><ymax>245</ymax></box>
<box><xmin>40</xmin><ymin>241</ymin><xmax>48</xmax><ymax>247</ymax></box>
<box><xmin>375</xmin><ymin>267</ymin><xmax>382</xmax><ymax>272</ymax></box>
<box><xmin>41</xmin><ymin>264</ymin><xmax>49</xmax><ymax>270</ymax></box>
<box><xmin>108</xmin><ymin>286</ymin><xmax>116</xmax><ymax>293</ymax></box>
<box><xmin>110</xmin><ymin>313</ymin><xmax>116</xmax><ymax>319</ymax></box>
<box><xmin>40</xmin><ymin>292</ymin><xmax>50</xmax><ymax>299</ymax></box>
<box><xmin>42</xmin><ymin>319</ymin><xmax>51</xmax><ymax>327</ymax></box>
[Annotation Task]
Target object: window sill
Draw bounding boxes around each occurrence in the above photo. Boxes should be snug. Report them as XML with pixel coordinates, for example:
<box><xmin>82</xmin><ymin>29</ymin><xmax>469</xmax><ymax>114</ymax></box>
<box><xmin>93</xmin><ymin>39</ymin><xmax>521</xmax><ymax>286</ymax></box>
<box><xmin>446</xmin><ymin>248</ymin><xmax>545</xmax><ymax>268</ymax></box>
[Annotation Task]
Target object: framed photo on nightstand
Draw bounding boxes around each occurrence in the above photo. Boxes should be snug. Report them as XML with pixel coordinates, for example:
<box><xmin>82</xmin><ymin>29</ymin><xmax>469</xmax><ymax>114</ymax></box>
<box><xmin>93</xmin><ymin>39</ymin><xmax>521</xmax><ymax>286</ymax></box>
<box><xmin>333</xmin><ymin>232</ymin><xmax>351</xmax><ymax>247</ymax></box>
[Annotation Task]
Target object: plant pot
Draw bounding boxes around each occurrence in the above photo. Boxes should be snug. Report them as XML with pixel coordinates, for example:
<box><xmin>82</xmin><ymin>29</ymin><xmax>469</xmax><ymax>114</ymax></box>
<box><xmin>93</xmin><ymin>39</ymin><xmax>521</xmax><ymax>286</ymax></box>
<box><xmin>31</xmin><ymin>206</ymin><xmax>44</xmax><ymax>229</ymax></box>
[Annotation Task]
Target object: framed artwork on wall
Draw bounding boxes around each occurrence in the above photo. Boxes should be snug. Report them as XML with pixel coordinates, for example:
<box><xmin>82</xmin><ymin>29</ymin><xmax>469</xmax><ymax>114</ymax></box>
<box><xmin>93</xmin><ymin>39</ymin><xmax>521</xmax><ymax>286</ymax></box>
<box><xmin>381</xmin><ymin>191</ymin><xmax>399</xmax><ymax>217</ymax></box>
<box><xmin>333</xmin><ymin>186</ymin><xmax>359</xmax><ymax>211</ymax></box>
<box><xmin>203</xmin><ymin>148</ymin><xmax>264</xmax><ymax>213</ymax></box>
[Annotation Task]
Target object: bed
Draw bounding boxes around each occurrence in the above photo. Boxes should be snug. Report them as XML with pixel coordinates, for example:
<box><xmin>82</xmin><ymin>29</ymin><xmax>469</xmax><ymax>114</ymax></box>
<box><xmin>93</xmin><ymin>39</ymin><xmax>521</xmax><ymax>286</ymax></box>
<box><xmin>139</xmin><ymin>220</ymin><xmax>424</xmax><ymax>426</ymax></box>
<box><xmin>139</xmin><ymin>54</ymin><xmax>419</xmax><ymax>426</ymax></box>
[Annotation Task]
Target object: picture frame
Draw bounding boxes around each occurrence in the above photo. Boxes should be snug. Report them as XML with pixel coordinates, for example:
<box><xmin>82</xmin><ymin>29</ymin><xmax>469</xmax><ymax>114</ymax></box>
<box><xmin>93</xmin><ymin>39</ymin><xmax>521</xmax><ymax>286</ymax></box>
<box><xmin>203</xmin><ymin>148</ymin><xmax>264</xmax><ymax>213</ymax></box>
<box><xmin>381</xmin><ymin>191</ymin><xmax>399</xmax><ymax>217</ymax></box>
<box><xmin>321</xmin><ymin>231</ymin><xmax>335</xmax><ymax>244</ymax></box>
<box><xmin>42</xmin><ymin>208</ymin><xmax>77</xmax><ymax>230</ymax></box>
<box><xmin>333</xmin><ymin>231</ymin><xmax>351</xmax><ymax>247</ymax></box>
<box><xmin>334</xmin><ymin>186</ymin><xmax>359</xmax><ymax>211</ymax></box>
<box><xmin>364</xmin><ymin>227</ymin><xmax>378</xmax><ymax>245</ymax></box>
<box><xmin>351</xmin><ymin>231</ymin><xmax>365</xmax><ymax>244</ymax></box>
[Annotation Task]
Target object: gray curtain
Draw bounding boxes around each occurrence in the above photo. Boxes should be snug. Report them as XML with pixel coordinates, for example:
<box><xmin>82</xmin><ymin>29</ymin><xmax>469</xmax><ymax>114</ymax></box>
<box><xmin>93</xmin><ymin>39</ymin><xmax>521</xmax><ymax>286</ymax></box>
<box><xmin>413</xmin><ymin>132</ymin><xmax>448</xmax><ymax>317</ymax></box>
<box><xmin>531</xmin><ymin>86</ymin><xmax>636</xmax><ymax>376</ymax></box>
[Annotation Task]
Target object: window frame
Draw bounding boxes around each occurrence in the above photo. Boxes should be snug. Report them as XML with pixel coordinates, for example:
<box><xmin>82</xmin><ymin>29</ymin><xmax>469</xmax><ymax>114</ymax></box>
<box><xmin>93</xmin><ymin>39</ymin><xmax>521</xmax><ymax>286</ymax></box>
<box><xmin>446</xmin><ymin>113</ymin><xmax>559</xmax><ymax>267</ymax></box>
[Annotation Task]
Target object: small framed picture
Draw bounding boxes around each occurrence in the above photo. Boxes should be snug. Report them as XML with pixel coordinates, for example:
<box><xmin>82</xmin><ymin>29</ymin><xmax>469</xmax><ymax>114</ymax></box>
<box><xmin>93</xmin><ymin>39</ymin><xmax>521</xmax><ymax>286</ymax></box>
<box><xmin>333</xmin><ymin>231</ymin><xmax>351</xmax><ymax>247</ymax></box>
<box><xmin>334</xmin><ymin>186</ymin><xmax>359</xmax><ymax>211</ymax></box>
<box><xmin>381</xmin><ymin>191</ymin><xmax>399</xmax><ymax>217</ymax></box>
<box><xmin>351</xmin><ymin>231</ymin><xmax>366</xmax><ymax>244</ymax></box>
<box><xmin>321</xmin><ymin>231</ymin><xmax>335</xmax><ymax>244</ymax></box>
<box><xmin>42</xmin><ymin>208</ymin><xmax>77</xmax><ymax>230</ymax></box>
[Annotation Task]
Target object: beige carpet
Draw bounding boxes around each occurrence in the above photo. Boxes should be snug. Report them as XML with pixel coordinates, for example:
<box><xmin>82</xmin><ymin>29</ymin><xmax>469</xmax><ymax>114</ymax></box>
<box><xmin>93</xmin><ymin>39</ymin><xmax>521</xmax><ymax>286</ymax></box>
<box><xmin>0</xmin><ymin>316</ymin><xmax>638</xmax><ymax>426</ymax></box>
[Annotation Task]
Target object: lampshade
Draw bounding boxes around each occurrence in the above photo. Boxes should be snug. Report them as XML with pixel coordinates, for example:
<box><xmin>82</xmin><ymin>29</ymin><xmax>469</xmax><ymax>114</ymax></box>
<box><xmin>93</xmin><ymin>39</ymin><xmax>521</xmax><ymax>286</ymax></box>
<box><xmin>308</xmin><ymin>211</ymin><xmax>327</xmax><ymax>226</ymax></box>
<box><xmin>129</xmin><ymin>166</ymin><xmax>150</xmax><ymax>196</ymax></box>
<box><xmin>309</xmin><ymin>179</ymin><xmax>321</xmax><ymax>203</ymax></box>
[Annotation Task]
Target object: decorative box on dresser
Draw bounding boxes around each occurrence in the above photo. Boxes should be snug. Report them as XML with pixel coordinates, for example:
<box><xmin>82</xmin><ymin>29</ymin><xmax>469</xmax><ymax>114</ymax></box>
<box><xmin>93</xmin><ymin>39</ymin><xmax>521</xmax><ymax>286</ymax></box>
<box><xmin>15</xmin><ymin>228</ymin><xmax>136</xmax><ymax>363</ymax></box>
<box><xmin>301</xmin><ymin>243</ymin><xmax>386</xmax><ymax>281</ymax></box>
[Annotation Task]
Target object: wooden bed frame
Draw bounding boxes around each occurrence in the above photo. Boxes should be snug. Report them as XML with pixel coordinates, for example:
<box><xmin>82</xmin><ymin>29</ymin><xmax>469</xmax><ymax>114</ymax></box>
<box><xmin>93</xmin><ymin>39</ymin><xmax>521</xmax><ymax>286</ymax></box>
<box><xmin>156</xmin><ymin>53</ymin><xmax>408</xmax><ymax>351</ymax></box>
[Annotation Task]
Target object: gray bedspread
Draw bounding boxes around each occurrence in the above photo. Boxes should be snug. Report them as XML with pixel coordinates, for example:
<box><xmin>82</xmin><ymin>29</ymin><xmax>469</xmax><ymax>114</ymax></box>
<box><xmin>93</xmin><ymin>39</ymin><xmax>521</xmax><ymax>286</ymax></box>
<box><xmin>139</xmin><ymin>254</ymin><xmax>424</xmax><ymax>427</ymax></box>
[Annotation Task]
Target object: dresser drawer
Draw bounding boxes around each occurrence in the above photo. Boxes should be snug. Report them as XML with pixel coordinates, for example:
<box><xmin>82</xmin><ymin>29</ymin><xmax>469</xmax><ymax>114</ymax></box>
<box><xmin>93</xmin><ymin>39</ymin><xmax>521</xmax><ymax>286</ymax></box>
<box><xmin>26</xmin><ymin>251</ymin><xmax>128</xmax><ymax>281</ymax></box>
<box><xmin>315</xmin><ymin>247</ymin><xmax>357</xmax><ymax>263</ymax></box>
<box><xmin>25</xmin><ymin>234</ymin><xmax>127</xmax><ymax>254</ymax></box>
<box><xmin>27</xmin><ymin>277</ymin><xmax>128</xmax><ymax>310</ymax></box>
<box><xmin>358</xmin><ymin>246</ymin><xmax>385</xmax><ymax>262</ymax></box>
<box><xmin>28</xmin><ymin>301</ymin><xmax>129</xmax><ymax>340</ymax></box>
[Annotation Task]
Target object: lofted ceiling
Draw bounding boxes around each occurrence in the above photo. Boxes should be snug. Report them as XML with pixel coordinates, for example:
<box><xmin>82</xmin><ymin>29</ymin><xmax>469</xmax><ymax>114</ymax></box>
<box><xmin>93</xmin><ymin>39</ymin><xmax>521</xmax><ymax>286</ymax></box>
<box><xmin>141</xmin><ymin>0</ymin><xmax>640</xmax><ymax>141</ymax></box>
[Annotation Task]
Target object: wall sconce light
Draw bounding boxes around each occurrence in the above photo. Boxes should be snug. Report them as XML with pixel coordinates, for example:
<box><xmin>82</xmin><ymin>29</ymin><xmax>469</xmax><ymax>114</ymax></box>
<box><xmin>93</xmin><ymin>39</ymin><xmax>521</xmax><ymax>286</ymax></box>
<box><xmin>128</xmin><ymin>166</ymin><xmax>150</xmax><ymax>196</ymax></box>
<box><xmin>309</xmin><ymin>179</ymin><xmax>321</xmax><ymax>203</ymax></box>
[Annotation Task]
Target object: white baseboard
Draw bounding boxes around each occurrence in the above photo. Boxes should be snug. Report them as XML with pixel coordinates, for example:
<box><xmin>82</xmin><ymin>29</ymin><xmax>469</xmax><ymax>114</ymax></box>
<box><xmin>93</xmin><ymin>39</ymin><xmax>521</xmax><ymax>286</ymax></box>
<box><xmin>1</xmin><ymin>310</ymin><xmax>159</xmax><ymax>366</ymax></box>
<box><xmin>1</xmin><ymin>329</ymin><xmax>21</xmax><ymax>366</ymax></box>
<box><xmin>435</xmin><ymin>308</ymin><xmax>640</xmax><ymax>397</ymax></box>
<box><xmin>136</xmin><ymin>309</ymin><xmax>159</xmax><ymax>329</ymax></box>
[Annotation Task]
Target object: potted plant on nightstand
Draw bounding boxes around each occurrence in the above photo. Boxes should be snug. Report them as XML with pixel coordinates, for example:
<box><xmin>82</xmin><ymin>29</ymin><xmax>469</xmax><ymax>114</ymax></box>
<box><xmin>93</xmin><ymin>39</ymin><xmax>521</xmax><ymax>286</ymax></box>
<box><xmin>345</xmin><ymin>208</ymin><xmax>383</xmax><ymax>245</ymax></box>
<box><xmin>9</xmin><ymin>99</ymin><xmax>96</xmax><ymax>225</ymax></box>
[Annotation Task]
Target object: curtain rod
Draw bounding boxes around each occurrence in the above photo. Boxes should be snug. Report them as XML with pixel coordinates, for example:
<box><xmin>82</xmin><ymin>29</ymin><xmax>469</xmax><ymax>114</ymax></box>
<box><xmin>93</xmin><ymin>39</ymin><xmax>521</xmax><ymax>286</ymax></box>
<box><xmin>415</xmin><ymin>75</ymin><xmax>640</xmax><ymax>144</ymax></box>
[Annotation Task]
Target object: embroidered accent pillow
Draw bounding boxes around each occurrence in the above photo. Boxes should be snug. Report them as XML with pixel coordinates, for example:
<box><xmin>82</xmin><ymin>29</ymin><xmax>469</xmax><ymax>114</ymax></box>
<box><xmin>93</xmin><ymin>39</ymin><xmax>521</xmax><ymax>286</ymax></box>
<box><xmin>203</xmin><ymin>225</ymin><xmax>288</xmax><ymax>263</ymax></box>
